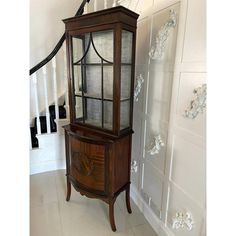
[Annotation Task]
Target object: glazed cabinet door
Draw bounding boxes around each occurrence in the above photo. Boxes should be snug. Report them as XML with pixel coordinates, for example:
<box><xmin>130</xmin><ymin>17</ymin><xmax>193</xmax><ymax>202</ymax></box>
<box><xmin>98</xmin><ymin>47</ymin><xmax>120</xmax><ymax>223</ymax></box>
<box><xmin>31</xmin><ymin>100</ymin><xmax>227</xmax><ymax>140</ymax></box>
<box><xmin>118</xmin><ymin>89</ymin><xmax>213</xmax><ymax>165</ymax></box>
<box><xmin>70</xmin><ymin>29</ymin><xmax>114</xmax><ymax>131</ymax></box>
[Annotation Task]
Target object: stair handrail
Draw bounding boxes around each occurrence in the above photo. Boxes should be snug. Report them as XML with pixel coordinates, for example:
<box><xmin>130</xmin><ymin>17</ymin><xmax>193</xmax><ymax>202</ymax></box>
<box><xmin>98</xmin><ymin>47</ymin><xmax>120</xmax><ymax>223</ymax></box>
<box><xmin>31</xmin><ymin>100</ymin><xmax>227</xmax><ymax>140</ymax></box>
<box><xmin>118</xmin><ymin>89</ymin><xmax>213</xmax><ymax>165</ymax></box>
<box><xmin>29</xmin><ymin>0</ymin><xmax>90</xmax><ymax>76</ymax></box>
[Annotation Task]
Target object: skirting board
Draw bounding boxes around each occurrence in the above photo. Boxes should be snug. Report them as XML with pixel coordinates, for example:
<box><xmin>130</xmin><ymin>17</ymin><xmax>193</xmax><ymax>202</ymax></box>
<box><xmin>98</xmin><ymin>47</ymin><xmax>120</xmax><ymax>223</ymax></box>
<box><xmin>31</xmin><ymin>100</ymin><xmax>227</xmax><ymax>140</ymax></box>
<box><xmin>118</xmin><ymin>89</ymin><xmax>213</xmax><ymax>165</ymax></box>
<box><xmin>30</xmin><ymin>132</ymin><xmax>66</xmax><ymax>175</ymax></box>
<box><xmin>130</xmin><ymin>185</ymin><xmax>175</xmax><ymax>236</ymax></box>
<box><xmin>30</xmin><ymin>159</ymin><xmax>66</xmax><ymax>175</ymax></box>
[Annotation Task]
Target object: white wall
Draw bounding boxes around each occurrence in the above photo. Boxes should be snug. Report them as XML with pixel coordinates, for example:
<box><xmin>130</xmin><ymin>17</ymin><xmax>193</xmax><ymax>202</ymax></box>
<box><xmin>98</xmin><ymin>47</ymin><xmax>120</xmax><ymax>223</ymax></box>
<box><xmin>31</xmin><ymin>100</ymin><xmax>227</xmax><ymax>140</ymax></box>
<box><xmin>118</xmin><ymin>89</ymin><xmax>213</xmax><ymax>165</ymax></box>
<box><xmin>30</xmin><ymin>0</ymin><xmax>83</xmax><ymax>67</ymax></box>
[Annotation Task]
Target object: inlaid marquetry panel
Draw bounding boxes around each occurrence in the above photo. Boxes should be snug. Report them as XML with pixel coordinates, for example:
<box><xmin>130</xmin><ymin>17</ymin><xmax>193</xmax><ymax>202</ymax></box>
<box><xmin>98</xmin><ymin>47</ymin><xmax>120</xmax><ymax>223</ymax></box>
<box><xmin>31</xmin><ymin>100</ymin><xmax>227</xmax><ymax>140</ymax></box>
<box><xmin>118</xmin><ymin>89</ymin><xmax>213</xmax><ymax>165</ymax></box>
<box><xmin>70</xmin><ymin>137</ymin><xmax>105</xmax><ymax>192</ymax></box>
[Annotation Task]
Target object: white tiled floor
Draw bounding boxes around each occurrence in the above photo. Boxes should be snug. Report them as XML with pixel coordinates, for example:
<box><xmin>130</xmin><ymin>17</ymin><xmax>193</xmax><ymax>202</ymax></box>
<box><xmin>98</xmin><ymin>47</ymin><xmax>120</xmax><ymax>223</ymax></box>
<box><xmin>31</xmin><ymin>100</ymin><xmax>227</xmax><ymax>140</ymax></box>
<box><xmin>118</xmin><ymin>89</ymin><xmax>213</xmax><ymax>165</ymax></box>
<box><xmin>30</xmin><ymin>170</ymin><xmax>158</xmax><ymax>236</ymax></box>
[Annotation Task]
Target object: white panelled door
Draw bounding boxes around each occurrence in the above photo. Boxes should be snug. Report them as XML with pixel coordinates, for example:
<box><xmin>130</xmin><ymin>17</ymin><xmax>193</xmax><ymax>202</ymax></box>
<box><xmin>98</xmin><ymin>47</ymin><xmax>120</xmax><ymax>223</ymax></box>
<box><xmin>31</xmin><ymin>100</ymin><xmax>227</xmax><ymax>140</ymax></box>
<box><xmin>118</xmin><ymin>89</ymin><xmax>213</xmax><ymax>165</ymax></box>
<box><xmin>131</xmin><ymin>0</ymin><xmax>180</xmax><ymax>226</ymax></box>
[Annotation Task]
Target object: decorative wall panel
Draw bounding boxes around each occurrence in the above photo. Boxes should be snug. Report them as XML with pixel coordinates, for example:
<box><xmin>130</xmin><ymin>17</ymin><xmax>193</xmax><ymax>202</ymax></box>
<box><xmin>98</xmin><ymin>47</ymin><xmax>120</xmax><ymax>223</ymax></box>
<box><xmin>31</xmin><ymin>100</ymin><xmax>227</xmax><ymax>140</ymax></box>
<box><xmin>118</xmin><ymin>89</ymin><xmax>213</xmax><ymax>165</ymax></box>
<box><xmin>137</xmin><ymin>3</ymin><xmax>180</xmax><ymax>226</ymax></box>
<box><xmin>172</xmin><ymin>211</ymin><xmax>194</xmax><ymax>231</ymax></box>
<box><xmin>167</xmin><ymin>183</ymin><xmax>205</xmax><ymax>236</ymax></box>
<box><xmin>184</xmin><ymin>84</ymin><xmax>206</xmax><ymax>119</ymax></box>
<box><xmin>144</xmin><ymin>119</ymin><xmax>168</xmax><ymax>174</ymax></box>
<box><xmin>170</xmin><ymin>135</ymin><xmax>206</xmax><ymax>206</ymax></box>
<box><xmin>149</xmin><ymin>9</ymin><xmax>177</xmax><ymax>60</ymax></box>
<box><xmin>136</xmin><ymin>17</ymin><xmax>151</xmax><ymax>66</ymax></box>
<box><xmin>176</xmin><ymin>72</ymin><xmax>206</xmax><ymax>138</ymax></box>
<box><xmin>149</xmin><ymin>5</ymin><xmax>179</xmax><ymax>63</ymax></box>
<box><xmin>182</xmin><ymin>0</ymin><xmax>206</xmax><ymax>62</ymax></box>
<box><xmin>142</xmin><ymin>160</ymin><xmax>164</xmax><ymax>212</ymax></box>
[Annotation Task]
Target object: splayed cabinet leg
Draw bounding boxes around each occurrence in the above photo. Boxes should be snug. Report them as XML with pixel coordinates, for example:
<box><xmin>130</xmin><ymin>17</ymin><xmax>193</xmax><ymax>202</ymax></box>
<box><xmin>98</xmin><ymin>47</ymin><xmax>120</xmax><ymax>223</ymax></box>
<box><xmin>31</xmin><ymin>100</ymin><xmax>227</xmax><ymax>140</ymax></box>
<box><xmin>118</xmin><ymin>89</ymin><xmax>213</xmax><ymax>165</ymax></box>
<box><xmin>126</xmin><ymin>185</ymin><xmax>132</xmax><ymax>214</ymax></box>
<box><xmin>109</xmin><ymin>199</ymin><xmax>117</xmax><ymax>232</ymax></box>
<box><xmin>66</xmin><ymin>177</ymin><xmax>71</xmax><ymax>201</ymax></box>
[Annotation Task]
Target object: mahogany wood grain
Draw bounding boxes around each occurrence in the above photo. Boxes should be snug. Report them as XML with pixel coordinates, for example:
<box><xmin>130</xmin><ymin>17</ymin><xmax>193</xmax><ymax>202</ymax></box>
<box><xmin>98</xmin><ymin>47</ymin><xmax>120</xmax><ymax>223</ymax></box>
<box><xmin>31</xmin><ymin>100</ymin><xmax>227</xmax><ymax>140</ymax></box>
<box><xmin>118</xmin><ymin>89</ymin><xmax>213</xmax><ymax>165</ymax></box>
<box><xmin>63</xmin><ymin>7</ymin><xmax>138</xmax><ymax>231</ymax></box>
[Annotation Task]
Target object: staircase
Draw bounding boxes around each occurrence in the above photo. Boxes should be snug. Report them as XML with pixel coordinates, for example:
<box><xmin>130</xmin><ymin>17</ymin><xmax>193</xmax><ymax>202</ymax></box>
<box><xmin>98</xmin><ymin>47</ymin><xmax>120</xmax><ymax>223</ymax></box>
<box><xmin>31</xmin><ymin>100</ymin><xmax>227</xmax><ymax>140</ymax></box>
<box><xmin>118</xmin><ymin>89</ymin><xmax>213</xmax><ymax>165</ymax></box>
<box><xmin>30</xmin><ymin>0</ymin><xmax>91</xmax><ymax>174</ymax></box>
<box><xmin>30</xmin><ymin>103</ymin><xmax>66</xmax><ymax>148</ymax></box>
<box><xmin>29</xmin><ymin>0</ymin><xmax>125</xmax><ymax>174</ymax></box>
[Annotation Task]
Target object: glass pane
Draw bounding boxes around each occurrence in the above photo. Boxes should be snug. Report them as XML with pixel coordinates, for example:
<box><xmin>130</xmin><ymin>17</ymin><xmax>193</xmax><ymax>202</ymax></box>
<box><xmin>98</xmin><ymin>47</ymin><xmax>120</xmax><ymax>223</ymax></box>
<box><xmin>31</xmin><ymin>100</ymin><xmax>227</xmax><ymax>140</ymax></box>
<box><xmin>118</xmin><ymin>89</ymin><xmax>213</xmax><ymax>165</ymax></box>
<box><xmin>72</xmin><ymin>30</ymin><xmax>113</xmax><ymax>64</ymax></box>
<box><xmin>75</xmin><ymin>96</ymin><xmax>83</xmax><ymax>120</ymax></box>
<box><xmin>88</xmin><ymin>30</ymin><xmax>114</xmax><ymax>63</ymax></box>
<box><xmin>72</xmin><ymin>30</ymin><xmax>114</xmax><ymax>129</ymax></box>
<box><xmin>120</xmin><ymin>30</ymin><xmax>133</xmax><ymax>130</ymax></box>
<box><xmin>84</xmin><ymin>98</ymin><xmax>102</xmax><ymax>127</ymax></box>
<box><xmin>121</xmin><ymin>30</ymin><xmax>133</xmax><ymax>63</ymax></box>
<box><xmin>120</xmin><ymin>65</ymin><xmax>132</xmax><ymax>100</ymax></box>
<box><xmin>73</xmin><ymin>65</ymin><xmax>82</xmax><ymax>95</ymax></box>
<box><xmin>103</xmin><ymin>66</ymin><xmax>113</xmax><ymax>100</ymax></box>
<box><xmin>103</xmin><ymin>101</ymin><xmax>113</xmax><ymax>130</ymax></box>
<box><xmin>120</xmin><ymin>100</ymin><xmax>130</xmax><ymax>130</ymax></box>
<box><xmin>72</xmin><ymin>37</ymin><xmax>83</xmax><ymax>63</ymax></box>
<box><xmin>84</xmin><ymin>65</ymin><xmax>101</xmax><ymax>98</ymax></box>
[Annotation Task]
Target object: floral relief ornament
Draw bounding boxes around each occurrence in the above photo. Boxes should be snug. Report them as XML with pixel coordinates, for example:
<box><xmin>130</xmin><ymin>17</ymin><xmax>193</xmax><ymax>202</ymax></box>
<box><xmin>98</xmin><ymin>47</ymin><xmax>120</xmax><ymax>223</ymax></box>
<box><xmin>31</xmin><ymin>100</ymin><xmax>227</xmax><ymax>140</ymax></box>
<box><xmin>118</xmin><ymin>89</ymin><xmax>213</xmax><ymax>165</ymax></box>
<box><xmin>149</xmin><ymin>9</ymin><xmax>177</xmax><ymax>59</ymax></box>
<box><xmin>172</xmin><ymin>212</ymin><xmax>194</xmax><ymax>231</ymax></box>
<box><xmin>131</xmin><ymin>160</ymin><xmax>138</xmax><ymax>173</ymax></box>
<box><xmin>184</xmin><ymin>84</ymin><xmax>207</xmax><ymax>119</ymax></box>
<box><xmin>134</xmin><ymin>74</ymin><xmax>144</xmax><ymax>102</ymax></box>
<box><xmin>147</xmin><ymin>135</ymin><xmax>164</xmax><ymax>155</ymax></box>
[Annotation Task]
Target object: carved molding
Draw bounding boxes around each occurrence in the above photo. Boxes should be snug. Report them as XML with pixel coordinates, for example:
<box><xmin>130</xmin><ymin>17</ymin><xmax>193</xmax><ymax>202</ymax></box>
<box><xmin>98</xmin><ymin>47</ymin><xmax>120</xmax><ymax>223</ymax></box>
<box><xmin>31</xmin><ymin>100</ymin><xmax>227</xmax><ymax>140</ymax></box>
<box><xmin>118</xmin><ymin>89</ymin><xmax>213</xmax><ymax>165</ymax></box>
<box><xmin>149</xmin><ymin>9</ymin><xmax>177</xmax><ymax>60</ymax></box>
<box><xmin>131</xmin><ymin>160</ymin><xmax>138</xmax><ymax>173</ymax></box>
<box><xmin>147</xmin><ymin>134</ymin><xmax>164</xmax><ymax>155</ymax></box>
<box><xmin>184</xmin><ymin>84</ymin><xmax>206</xmax><ymax>119</ymax></box>
<box><xmin>172</xmin><ymin>211</ymin><xmax>194</xmax><ymax>231</ymax></box>
<box><xmin>134</xmin><ymin>74</ymin><xmax>144</xmax><ymax>102</ymax></box>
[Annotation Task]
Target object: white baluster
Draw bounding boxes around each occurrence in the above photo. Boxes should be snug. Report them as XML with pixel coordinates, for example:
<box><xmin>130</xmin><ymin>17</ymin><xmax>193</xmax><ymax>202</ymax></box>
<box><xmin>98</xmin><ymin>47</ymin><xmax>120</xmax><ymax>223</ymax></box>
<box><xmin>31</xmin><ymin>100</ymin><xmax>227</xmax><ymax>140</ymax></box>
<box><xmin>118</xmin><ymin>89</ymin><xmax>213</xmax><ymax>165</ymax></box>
<box><xmin>29</xmin><ymin>126</ymin><xmax>32</xmax><ymax>149</ymax></box>
<box><xmin>32</xmin><ymin>73</ymin><xmax>41</xmax><ymax>134</ymax></box>
<box><xmin>94</xmin><ymin>0</ymin><xmax>97</xmax><ymax>11</ymax></box>
<box><xmin>63</xmin><ymin>43</ymin><xmax>69</xmax><ymax>119</ymax></box>
<box><xmin>112</xmin><ymin>0</ymin><xmax>117</xmax><ymax>7</ymax></box>
<box><xmin>52</xmin><ymin>57</ymin><xmax>59</xmax><ymax>121</ymax></box>
<box><xmin>84</xmin><ymin>2</ymin><xmax>89</xmax><ymax>13</ymax></box>
<box><xmin>104</xmin><ymin>0</ymin><xmax>107</xmax><ymax>9</ymax></box>
<box><xmin>42</xmin><ymin>66</ymin><xmax>51</xmax><ymax>134</ymax></box>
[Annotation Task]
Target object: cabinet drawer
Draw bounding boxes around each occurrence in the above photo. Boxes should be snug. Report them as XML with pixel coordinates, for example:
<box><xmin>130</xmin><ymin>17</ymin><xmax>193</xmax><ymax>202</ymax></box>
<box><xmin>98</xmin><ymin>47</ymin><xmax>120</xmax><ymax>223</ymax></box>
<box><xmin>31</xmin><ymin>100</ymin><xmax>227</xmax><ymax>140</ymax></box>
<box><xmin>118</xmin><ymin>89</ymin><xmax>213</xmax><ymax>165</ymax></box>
<box><xmin>68</xmin><ymin>135</ymin><xmax>106</xmax><ymax>193</ymax></box>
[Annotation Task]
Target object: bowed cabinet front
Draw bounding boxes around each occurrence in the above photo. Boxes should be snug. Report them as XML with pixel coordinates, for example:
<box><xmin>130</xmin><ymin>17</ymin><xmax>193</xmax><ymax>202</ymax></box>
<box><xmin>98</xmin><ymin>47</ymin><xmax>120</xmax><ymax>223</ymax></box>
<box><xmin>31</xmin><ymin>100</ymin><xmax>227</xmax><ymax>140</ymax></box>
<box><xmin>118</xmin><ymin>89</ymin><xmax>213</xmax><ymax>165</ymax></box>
<box><xmin>64</xmin><ymin>125</ymin><xmax>133</xmax><ymax>231</ymax></box>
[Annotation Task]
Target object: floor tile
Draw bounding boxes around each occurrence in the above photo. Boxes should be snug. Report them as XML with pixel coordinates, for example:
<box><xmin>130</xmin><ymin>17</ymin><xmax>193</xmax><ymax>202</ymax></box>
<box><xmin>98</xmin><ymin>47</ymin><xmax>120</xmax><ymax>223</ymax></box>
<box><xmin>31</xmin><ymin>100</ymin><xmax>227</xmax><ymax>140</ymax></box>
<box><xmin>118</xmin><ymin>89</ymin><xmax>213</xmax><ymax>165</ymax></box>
<box><xmin>132</xmin><ymin>224</ymin><xmax>158</xmax><ymax>236</ymax></box>
<box><xmin>30</xmin><ymin>171</ymin><xmax>58</xmax><ymax>207</ymax></box>
<box><xmin>106</xmin><ymin>228</ymin><xmax>135</xmax><ymax>236</ymax></box>
<box><xmin>59</xmin><ymin>200</ymin><xmax>109</xmax><ymax>236</ymax></box>
<box><xmin>30</xmin><ymin>202</ymin><xmax>63</xmax><ymax>236</ymax></box>
<box><xmin>117</xmin><ymin>192</ymin><xmax>141</xmax><ymax>214</ymax></box>
<box><xmin>30</xmin><ymin>170</ymin><xmax>159</xmax><ymax>236</ymax></box>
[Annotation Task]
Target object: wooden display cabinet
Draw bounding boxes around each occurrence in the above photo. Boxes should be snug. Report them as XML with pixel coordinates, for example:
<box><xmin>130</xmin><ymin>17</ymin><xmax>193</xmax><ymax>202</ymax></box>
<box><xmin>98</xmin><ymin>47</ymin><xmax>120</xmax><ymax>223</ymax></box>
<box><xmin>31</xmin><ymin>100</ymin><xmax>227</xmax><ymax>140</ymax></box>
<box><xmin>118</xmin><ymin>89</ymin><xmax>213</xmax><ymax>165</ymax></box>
<box><xmin>63</xmin><ymin>6</ymin><xmax>139</xmax><ymax>231</ymax></box>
